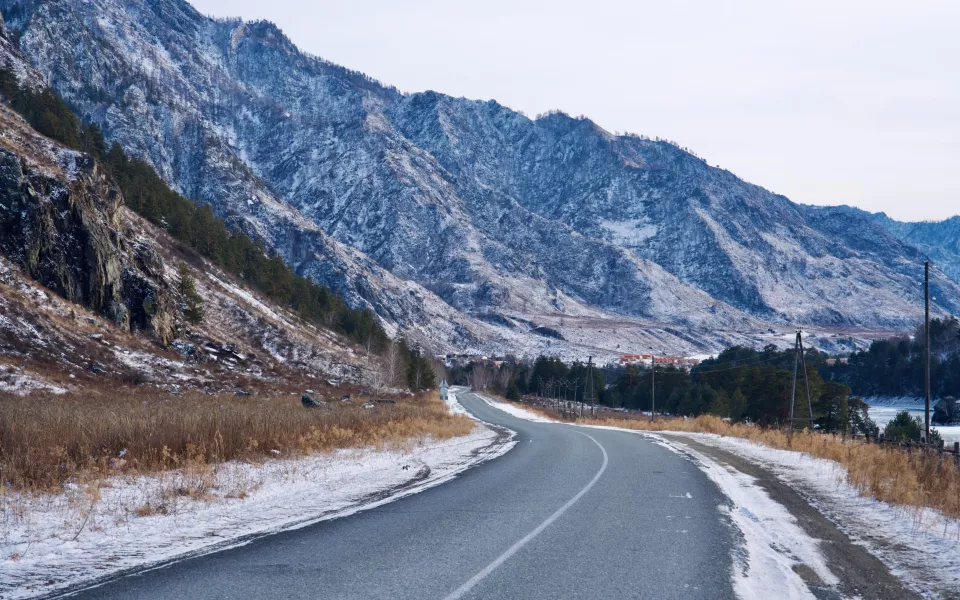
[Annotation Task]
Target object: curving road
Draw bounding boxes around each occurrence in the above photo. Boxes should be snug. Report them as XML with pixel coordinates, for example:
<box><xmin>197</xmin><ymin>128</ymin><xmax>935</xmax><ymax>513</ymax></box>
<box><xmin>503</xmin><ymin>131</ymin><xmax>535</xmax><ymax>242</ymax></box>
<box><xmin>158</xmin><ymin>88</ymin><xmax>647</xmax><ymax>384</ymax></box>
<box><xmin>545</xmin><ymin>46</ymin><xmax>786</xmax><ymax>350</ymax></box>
<box><xmin>59</xmin><ymin>389</ymin><xmax>739</xmax><ymax>599</ymax></box>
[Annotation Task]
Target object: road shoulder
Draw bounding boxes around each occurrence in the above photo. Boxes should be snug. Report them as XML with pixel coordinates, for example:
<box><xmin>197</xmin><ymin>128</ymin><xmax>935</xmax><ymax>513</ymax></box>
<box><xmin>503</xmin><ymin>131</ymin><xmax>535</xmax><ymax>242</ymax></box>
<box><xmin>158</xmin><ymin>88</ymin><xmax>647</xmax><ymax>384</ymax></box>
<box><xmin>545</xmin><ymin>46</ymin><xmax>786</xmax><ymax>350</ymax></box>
<box><xmin>663</xmin><ymin>434</ymin><xmax>923</xmax><ymax>600</ymax></box>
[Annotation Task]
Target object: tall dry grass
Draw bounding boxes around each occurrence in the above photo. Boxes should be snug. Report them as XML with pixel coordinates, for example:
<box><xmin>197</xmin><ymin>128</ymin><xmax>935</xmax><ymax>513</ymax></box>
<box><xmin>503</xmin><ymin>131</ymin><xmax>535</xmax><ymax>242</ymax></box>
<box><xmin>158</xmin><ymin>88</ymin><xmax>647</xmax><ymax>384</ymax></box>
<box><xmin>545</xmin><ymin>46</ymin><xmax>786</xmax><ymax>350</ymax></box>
<box><xmin>0</xmin><ymin>390</ymin><xmax>473</xmax><ymax>492</ymax></box>
<box><xmin>515</xmin><ymin>401</ymin><xmax>960</xmax><ymax>519</ymax></box>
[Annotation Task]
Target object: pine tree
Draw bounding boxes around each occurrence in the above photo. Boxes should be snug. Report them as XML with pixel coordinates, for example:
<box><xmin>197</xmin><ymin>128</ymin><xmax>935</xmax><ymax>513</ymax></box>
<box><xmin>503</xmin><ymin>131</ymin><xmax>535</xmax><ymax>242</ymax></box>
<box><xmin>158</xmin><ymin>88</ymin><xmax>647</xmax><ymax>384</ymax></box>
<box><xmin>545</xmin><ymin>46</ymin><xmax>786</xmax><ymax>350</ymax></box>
<box><xmin>708</xmin><ymin>389</ymin><xmax>731</xmax><ymax>418</ymax></box>
<box><xmin>177</xmin><ymin>262</ymin><xmax>205</xmax><ymax>324</ymax></box>
<box><xmin>883</xmin><ymin>411</ymin><xmax>922</xmax><ymax>442</ymax></box>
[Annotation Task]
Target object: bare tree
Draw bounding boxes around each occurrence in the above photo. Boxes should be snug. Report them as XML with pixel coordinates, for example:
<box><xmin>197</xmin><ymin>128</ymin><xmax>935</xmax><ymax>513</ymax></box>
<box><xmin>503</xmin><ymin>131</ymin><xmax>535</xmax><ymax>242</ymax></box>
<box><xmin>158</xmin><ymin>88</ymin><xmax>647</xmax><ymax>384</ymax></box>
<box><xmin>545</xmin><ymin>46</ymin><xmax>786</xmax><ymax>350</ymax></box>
<box><xmin>374</xmin><ymin>339</ymin><xmax>403</xmax><ymax>392</ymax></box>
<box><xmin>367</xmin><ymin>363</ymin><xmax>386</xmax><ymax>394</ymax></box>
<box><xmin>431</xmin><ymin>357</ymin><xmax>448</xmax><ymax>384</ymax></box>
<box><xmin>496</xmin><ymin>365</ymin><xmax>512</xmax><ymax>391</ymax></box>
<box><xmin>470</xmin><ymin>363</ymin><xmax>493</xmax><ymax>391</ymax></box>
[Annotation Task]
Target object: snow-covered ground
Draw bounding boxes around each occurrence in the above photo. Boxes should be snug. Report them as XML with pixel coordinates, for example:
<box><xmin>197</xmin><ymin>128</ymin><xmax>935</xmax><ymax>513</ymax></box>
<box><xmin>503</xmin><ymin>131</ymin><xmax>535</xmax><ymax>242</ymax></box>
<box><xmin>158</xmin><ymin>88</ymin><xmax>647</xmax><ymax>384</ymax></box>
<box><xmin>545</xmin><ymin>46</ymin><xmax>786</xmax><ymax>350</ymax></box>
<box><xmin>0</xmin><ymin>396</ymin><xmax>514</xmax><ymax>599</ymax></box>
<box><xmin>865</xmin><ymin>396</ymin><xmax>960</xmax><ymax>443</ymax></box>
<box><xmin>655</xmin><ymin>432</ymin><xmax>960</xmax><ymax>598</ymax></box>
<box><xmin>476</xmin><ymin>395</ymin><xmax>555</xmax><ymax>423</ymax></box>
<box><xmin>646</xmin><ymin>436</ymin><xmax>839</xmax><ymax>600</ymax></box>
<box><xmin>479</xmin><ymin>395</ymin><xmax>960</xmax><ymax>599</ymax></box>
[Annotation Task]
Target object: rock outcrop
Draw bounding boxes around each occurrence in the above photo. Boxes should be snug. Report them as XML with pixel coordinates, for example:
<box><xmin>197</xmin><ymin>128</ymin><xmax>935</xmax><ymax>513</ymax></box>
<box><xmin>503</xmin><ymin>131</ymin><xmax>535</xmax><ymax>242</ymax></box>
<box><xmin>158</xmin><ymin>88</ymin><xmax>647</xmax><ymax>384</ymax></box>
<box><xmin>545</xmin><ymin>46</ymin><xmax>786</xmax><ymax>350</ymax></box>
<box><xmin>0</xmin><ymin>104</ymin><xmax>176</xmax><ymax>343</ymax></box>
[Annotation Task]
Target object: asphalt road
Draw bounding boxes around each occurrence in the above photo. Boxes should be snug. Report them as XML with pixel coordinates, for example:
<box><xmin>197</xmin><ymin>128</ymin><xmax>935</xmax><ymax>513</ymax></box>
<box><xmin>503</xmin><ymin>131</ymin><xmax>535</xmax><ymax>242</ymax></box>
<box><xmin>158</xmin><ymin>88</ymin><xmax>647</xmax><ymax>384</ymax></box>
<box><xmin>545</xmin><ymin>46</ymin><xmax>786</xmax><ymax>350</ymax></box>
<box><xmin>60</xmin><ymin>390</ymin><xmax>738</xmax><ymax>599</ymax></box>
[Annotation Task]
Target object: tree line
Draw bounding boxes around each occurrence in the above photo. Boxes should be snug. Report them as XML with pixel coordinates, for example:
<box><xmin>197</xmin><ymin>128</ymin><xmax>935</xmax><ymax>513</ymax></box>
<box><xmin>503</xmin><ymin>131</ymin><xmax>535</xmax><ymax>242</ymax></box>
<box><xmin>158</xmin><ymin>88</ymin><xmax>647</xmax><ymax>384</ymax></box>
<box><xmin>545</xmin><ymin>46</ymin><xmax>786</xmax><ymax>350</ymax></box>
<box><xmin>451</xmin><ymin>316</ymin><xmax>960</xmax><ymax>431</ymax></box>
<box><xmin>454</xmin><ymin>349</ymin><xmax>873</xmax><ymax>436</ymax></box>
<box><xmin>0</xmin><ymin>69</ymin><xmax>448</xmax><ymax>390</ymax></box>
<box><xmin>824</xmin><ymin>318</ymin><xmax>960</xmax><ymax>399</ymax></box>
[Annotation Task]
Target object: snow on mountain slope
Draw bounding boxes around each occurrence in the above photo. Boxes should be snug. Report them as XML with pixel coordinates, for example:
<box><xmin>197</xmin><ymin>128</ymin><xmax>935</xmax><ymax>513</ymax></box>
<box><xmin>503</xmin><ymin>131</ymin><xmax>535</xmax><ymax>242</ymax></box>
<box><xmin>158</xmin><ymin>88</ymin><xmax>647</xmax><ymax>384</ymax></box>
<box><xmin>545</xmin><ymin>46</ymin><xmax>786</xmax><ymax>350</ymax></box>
<box><xmin>2</xmin><ymin>0</ymin><xmax>956</xmax><ymax>357</ymax></box>
<box><xmin>868</xmin><ymin>212</ymin><xmax>960</xmax><ymax>286</ymax></box>
<box><xmin>0</xmin><ymin>95</ymin><xmax>373</xmax><ymax>391</ymax></box>
<box><xmin>0</xmin><ymin>6</ymin><xmax>41</xmax><ymax>90</ymax></box>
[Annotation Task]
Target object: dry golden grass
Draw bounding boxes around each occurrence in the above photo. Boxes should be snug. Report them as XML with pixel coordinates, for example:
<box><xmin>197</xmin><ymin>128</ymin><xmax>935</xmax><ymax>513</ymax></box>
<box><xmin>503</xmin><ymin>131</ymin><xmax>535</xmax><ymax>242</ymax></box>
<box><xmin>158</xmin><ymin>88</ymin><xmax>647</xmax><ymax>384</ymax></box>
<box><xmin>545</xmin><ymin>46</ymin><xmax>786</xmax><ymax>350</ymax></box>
<box><xmin>0</xmin><ymin>390</ymin><xmax>473</xmax><ymax>492</ymax></box>
<box><xmin>514</xmin><ymin>400</ymin><xmax>960</xmax><ymax>519</ymax></box>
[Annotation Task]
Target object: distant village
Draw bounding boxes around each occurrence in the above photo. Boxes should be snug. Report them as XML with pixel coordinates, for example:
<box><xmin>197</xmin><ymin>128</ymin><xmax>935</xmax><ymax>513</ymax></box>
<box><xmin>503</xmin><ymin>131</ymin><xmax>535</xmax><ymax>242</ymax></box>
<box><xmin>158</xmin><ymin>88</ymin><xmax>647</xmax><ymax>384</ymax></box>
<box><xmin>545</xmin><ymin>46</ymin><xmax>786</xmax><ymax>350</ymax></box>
<box><xmin>436</xmin><ymin>352</ymin><xmax>703</xmax><ymax>371</ymax></box>
<box><xmin>616</xmin><ymin>353</ymin><xmax>700</xmax><ymax>369</ymax></box>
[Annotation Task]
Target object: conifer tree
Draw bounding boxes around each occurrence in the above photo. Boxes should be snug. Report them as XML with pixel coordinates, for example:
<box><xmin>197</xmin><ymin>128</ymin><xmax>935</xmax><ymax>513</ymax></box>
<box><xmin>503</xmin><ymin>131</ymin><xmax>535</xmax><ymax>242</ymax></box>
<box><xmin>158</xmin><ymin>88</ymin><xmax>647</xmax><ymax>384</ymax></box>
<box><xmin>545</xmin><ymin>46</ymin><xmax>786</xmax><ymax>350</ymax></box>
<box><xmin>177</xmin><ymin>262</ymin><xmax>205</xmax><ymax>324</ymax></box>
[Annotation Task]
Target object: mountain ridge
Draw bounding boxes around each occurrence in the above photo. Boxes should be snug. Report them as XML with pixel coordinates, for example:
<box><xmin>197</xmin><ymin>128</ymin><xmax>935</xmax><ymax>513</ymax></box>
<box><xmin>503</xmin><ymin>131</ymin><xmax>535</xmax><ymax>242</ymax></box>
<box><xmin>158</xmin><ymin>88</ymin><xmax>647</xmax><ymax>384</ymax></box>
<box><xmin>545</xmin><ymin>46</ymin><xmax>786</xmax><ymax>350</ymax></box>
<box><xmin>2</xmin><ymin>0</ymin><xmax>957</xmax><ymax>358</ymax></box>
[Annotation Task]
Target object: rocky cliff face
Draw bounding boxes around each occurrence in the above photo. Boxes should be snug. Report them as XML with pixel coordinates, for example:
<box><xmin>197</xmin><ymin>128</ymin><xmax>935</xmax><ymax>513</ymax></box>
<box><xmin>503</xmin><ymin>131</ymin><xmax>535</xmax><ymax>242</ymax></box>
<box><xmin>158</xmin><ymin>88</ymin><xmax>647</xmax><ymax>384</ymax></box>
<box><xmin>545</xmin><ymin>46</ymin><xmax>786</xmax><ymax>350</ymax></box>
<box><xmin>0</xmin><ymin>39</ymin><xmax>375</xmax><ymax>391</ymax></box>
<box><xmin>0</xmin><ymin>20</ymin><xmax>177</xmax><ymax>343</ymax></box>
<box><xmin>2</xmin><ymin>0</ymin><xmax>956</xmax><ymax>355</ymax></box>
<box><xmin>0</xmin><ymin>102</ymin><xmax>177</xmax><ymax>343</ymax></box>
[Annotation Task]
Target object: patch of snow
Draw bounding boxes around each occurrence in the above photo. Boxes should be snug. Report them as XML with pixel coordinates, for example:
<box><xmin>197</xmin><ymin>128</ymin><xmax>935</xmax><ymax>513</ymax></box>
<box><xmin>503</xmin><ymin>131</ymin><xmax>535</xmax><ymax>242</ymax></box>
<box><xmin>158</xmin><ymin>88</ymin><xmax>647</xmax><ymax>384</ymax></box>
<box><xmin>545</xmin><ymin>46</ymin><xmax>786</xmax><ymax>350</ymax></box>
<box><xmin>661</xmin><ymin>432</ymin><xmax>960</xmax><ymax>598</ymax></box>
<box><xmin>444</xmin><ymin>389</ymin><xmax>470</xmax><ymax>417</ymax></box>
<box><xmin>0</xmin><ymin>426</ymin><xmax>514</xmax><ymax>599</ymax></box>
<box><xmin>209</xmin><ymin>275</ymin><xmax>286</xmax><ymax>324</ymax></box>
<box><xmin>599</xmin><ymin>218</ymin><xmax>657</xmax><ymax>246</ymax></box>
<box><xmin>0</xmin><ymin>365</ymin><xmax>67</xmax><ymax>395</ymax></box>
<box><xmin>476</xmin><ymin>393</ymin><xmax>555</xmax><ymax>423</ymax></box>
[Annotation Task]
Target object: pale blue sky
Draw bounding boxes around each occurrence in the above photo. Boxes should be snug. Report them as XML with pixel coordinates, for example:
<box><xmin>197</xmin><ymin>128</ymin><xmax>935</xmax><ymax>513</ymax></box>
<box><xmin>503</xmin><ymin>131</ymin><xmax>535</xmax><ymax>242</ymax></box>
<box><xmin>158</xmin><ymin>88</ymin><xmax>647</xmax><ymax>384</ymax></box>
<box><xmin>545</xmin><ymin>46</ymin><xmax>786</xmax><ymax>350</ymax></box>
<box><xmin>191</xmin><ymin>0</ymin><xmax>960</xmax><ymax>221</ymax></box>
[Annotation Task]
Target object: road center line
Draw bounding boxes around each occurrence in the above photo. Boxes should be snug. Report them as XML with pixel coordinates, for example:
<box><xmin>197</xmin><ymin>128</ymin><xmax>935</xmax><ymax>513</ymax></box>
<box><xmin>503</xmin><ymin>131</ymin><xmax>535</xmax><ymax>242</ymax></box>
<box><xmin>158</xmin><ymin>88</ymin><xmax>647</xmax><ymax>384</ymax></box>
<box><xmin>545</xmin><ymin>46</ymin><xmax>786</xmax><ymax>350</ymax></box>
<box><xmin>442</xmin><ymin>430</ymin><xmax>609</xmax><ymax>600</ymax></box>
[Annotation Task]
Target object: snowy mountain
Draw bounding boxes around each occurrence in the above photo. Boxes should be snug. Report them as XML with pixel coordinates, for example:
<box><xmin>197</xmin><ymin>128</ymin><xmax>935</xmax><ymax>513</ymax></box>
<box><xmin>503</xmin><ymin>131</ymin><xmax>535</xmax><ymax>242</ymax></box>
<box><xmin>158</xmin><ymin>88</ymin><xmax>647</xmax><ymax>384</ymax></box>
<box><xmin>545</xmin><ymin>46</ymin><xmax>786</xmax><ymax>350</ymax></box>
<box><xmin>0</xmin><ymin>91</ymin><xmax>367</xmax><ymax>394</ymax></box>
<box><xmin>867</xmin><ymin>213</ymin><xmax>960</xmax><ymax>286</ymax></box>
<box><xmin>2</xmin><ymin>0</ymin><xmax>957</xmax><ymax>357</ymax></box>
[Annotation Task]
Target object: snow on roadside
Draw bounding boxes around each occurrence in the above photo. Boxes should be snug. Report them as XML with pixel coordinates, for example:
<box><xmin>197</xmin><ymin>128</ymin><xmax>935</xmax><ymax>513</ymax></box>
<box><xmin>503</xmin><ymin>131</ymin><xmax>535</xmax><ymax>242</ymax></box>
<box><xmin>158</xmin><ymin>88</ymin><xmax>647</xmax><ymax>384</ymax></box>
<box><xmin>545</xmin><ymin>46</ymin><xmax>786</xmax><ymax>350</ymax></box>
<box><xmin>478</xmin><ymin>396</ymin><xmax>960</xmax><ymax>599</ymax></box>
<box><xmin>659</xmin><ymin>431</ymin><xmax>960</xmax><ymax>598</ymax></box>
<box><xmin>444</xmin><ymin>388</ymin><xmax>470</xmax><ymax>418</ymax></box>
<box><xmin>645</xmin><ymin>437</ymin><xmax>837</xmax><ymax>600</ymax></box>
<box><xmin>0</xmin><ymin>401</ymin><xmax>515</xmax><ymax>599</ymax></box>
<box><xmin>474</xmin><ymin>393</ymin><xmax>555</xmax><ymax>423</ymax></box>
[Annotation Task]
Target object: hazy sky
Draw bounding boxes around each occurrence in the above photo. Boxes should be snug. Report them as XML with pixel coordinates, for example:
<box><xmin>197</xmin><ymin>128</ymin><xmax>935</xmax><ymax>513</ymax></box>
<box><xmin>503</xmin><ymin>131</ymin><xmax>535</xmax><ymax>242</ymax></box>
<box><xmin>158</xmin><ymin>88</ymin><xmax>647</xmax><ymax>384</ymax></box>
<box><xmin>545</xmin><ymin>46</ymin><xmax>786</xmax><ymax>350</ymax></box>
<box><xmin>190</xmin><ymin>0</ymin><xmax>959</xmax><ymax>221</ymax></box>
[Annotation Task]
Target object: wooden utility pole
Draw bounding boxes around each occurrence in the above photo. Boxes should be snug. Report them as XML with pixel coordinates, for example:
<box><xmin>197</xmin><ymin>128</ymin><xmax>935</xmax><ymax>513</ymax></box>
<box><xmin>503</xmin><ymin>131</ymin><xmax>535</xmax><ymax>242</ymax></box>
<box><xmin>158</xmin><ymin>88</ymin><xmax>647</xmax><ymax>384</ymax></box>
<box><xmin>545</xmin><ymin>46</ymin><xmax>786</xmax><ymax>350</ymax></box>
<box><xmin>589</xmin><ymin>356</ymin><xmax>596</xmax><ymax>417</ymax></box>
<box><xmin>788</xmin><ymin>329</ymin><xmax>815</xmax><ymax>435</ymax></box>
<box><xmin>924</xmin><ymin>261</ymin><xmax>931</xmax><ymax>442</ymax></box>
<box><xmin>650</xmin><ymin>355</ymin><xmax>655</xmax><ymax>422</ymax></box>
<box><xmin>584</xmin><ymin>356</ymin><xmax>595</xmax><ymax>418</ymax></box>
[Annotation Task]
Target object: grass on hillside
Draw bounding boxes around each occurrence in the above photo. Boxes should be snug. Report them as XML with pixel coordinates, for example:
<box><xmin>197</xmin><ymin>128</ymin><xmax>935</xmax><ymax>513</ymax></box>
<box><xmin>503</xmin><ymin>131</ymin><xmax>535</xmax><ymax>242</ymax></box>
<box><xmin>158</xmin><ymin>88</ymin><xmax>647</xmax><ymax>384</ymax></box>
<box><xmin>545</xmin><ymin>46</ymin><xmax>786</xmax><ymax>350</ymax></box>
<box><xmin>511</xmin><ymin>399</ymin><xmax>960</xmax><ymax>520</ymax></box>
<box><xmin>0</xmin><ymin>390</ymin><xmax>473</xmax><ymax>493</ymax></box>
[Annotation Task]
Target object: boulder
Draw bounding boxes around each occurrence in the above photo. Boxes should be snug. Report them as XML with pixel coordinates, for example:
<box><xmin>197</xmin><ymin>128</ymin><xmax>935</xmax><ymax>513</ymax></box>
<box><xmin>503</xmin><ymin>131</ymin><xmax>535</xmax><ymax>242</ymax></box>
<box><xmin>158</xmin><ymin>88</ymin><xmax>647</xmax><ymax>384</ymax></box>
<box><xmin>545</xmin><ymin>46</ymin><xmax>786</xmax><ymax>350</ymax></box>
<box><xmin>301</xmin><ymin>392</ymin><xmax>325</xmax><ymax>408</ymax></box>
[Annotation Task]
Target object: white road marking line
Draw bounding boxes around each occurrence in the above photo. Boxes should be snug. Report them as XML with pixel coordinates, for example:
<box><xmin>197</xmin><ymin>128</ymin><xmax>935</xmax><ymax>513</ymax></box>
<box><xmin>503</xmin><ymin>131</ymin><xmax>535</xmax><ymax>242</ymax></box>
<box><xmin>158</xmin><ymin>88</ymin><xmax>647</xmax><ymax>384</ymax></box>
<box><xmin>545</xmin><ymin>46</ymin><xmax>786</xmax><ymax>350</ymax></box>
<box><xmin>442</xmin><ymin>431</ymin><xmax>609</xmax><ymax>600</ymax></box>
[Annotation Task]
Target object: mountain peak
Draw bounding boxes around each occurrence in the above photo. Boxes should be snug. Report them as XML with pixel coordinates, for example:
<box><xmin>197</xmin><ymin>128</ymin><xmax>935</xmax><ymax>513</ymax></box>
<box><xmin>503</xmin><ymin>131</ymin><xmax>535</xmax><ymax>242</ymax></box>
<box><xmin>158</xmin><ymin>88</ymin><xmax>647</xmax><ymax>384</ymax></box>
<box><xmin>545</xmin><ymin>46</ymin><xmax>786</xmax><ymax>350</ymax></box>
<box><xmin>5</xmin><ymin>0</ymin><xmax>959</xmax><ymax>357</ymax></box>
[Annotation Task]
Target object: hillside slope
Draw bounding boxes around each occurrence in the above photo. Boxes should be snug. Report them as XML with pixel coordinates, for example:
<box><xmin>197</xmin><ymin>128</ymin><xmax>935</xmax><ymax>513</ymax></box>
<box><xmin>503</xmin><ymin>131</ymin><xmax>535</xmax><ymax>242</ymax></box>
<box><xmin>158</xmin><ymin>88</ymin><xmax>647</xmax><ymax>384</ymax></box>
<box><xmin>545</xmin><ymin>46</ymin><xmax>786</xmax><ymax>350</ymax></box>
<box><xmin>0</xmin><ymin>59</ymin><xmax>369</xmax><ymax>393</ymax></box>
<box><xmin>869</xmin><ymin>213</ymin><xmax>960</xmax><ymax>286</ymax></box>
<box><xmin>2</xmin><ymin>0</ymin><xmax>955</xmax><ymax>357</ymax></box>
